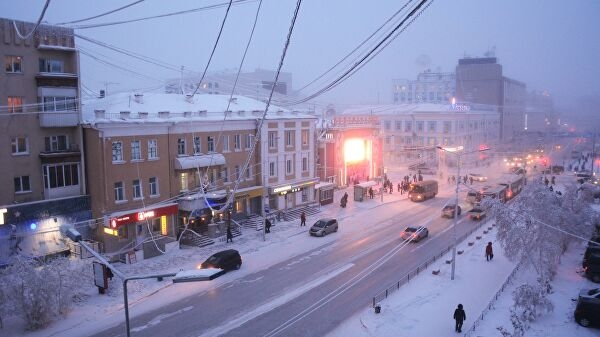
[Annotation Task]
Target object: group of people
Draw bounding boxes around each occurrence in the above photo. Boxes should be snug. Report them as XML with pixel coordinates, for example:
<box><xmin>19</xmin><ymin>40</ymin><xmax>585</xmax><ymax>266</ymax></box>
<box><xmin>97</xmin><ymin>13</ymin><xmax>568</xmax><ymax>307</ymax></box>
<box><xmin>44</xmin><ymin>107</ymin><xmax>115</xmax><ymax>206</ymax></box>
<box><xmin>447</xmin><ymin>175</ymin><xmax>473</xmax><ymax>185</ymax></box>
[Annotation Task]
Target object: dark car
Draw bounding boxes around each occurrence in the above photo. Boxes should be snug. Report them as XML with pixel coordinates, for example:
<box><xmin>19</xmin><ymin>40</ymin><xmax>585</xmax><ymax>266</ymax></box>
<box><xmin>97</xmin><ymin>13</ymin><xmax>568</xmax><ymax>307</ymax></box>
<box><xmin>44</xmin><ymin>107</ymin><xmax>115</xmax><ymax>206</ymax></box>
<box><xmin>584</xmin><ymin>253</ymin><xmax>600</xmax><ymax>283</ymax></box>
<box><xmin>574</xmin><ymin>288</ymin><xmax>600</xmax><ymax>327</ymax></box>
<box><xmin>400</xmin><ymin>226</ymin><xmax>429</xmax><ymax>242</ymax></box>
<box><xmin>441</xmin><ymin>204</ymin><xmax>461</xmax><ymax>218</ymax></box>
<box><xmin>199</xmin><ymin>249</ymin><xmax>242</xmax><ymax>271</ymax></box>
<box><xmin>309</xmin><ymin>218</ymin><xmax>338</xmax><ymax>237</ymax></box>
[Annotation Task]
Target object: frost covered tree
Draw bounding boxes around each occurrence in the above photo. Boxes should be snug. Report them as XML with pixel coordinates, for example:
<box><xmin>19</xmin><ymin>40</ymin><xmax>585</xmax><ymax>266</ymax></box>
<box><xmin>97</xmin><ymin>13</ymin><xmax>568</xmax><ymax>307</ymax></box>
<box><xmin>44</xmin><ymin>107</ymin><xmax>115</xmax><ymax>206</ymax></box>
<box><xmin>496</xmin><ymin>283</ymin><xmax>554</xmax><ymax>337</ymax></box>
<box><xmin>0</xmin><ymin>256</ymin><xmax>92</xmax><ymax>331</ymax></box>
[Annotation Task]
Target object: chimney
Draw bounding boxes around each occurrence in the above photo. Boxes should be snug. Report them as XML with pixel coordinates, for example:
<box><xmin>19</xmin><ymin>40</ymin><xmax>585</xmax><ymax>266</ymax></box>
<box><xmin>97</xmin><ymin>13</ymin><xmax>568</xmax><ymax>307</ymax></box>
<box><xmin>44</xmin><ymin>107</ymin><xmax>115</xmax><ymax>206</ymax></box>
<box><xmin>99</xmin><ymin>90</ymin><xmax>105</xmax><ymax>98</ymax></box>
<box><xmin>158</xmin><ymin>111</ymin><xmax>170</xmax><ymax>118</ymax></box>
<box><xmin>134</xmin><ymin>93</ymin><xmax>143</xmax><ymax>104</ymax></box>
<box><xmin>138</xmin><ymin>112</ymin><xmax>148</xmax><ymax>118</ymax></box>
<box><xmin>185</xmin><ymin>94</ymin><xmax>194</xmax><ymax>103</ymax></box>
<box><xmin>229</xmin><ymin>97</ymin><xmax>238</xmax><ymax>104</ymax></box>
<box><xmin>198</xmin><ymin>110</ymin><xmax>207</xmax><ymax>117</ymax></box>
<box><xmin>184</xmin><ymin>111</ymin><xmax>192</xmax><ymax>117</ymax></box>
<box><xmin>120</xmin><ymin>111</ymin><xmax>131</xmax><ymax>118</ymax></box>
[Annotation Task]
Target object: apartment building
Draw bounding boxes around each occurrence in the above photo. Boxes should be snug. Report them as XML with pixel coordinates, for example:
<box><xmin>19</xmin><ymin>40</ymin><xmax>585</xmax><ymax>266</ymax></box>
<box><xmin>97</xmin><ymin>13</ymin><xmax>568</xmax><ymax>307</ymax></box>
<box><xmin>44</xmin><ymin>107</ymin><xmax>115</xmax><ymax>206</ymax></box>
<box><xmin>82</xmin><ymin>92</ymin><xmax>318</xmax><ymax>256</ymax></box>
<box><xmin>392</xmin><ymin>69</ymin><xmax>456</xmax><ymax>104</ymax></box>
<box><xmin>0</xmin><ymin>18</ymin><xmax>89</xmax><ymax>263</ymax></box>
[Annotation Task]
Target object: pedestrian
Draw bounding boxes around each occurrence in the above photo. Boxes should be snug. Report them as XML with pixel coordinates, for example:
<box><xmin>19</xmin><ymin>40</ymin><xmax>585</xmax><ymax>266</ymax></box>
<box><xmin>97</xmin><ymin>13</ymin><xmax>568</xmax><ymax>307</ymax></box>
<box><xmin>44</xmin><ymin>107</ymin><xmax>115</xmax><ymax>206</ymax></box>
<box><xmin>486</xmin><ymin>242</ymin><xmax>493</xmax><ymax>261</ymax></box>
<box><xmin>453</xmin><ymin>303</ymin><xmax>466</xmax><ymax>333</ymax></box>
<box><xmin>226</xmin><ymin>226</ymin><xmax>233</xmax><ymax>243</ymax></box>
<box><xmin>300</xmin><ymin>211</ymin><xmax>306</xmax><ymax>226</ymax></box>
<box><xmin>265</xmin><ymin>219</ymin><xmax>271</xmax><ymax>233</ymax></box>
<box><xmin>397</xmin><ymin>183</ymin><xmax>401</xmax><ymax>192</ymax></box>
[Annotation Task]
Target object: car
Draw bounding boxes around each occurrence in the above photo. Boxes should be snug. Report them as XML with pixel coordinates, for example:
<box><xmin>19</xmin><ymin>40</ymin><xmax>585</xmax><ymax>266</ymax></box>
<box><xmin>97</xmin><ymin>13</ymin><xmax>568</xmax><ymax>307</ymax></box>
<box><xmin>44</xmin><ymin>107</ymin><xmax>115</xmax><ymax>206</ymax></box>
<box><xmin>584</xmin><ymin>253</ymin><xmax>600</xmax><ymax>283</ymax></box>
<box><xmin>468</xmin><ymin>173</ymin><xmax>487</xmax><ymax>182</ymax></box>
<box><xmin>198</xmin><ymin>249</ymin><xmax>242</xmax><ymax>271</ymax></box>
<box><xmin>509</xmin><ymin>167</ymin><xmax>526</xmax><ymax>175</ymax></box>
<box><xmin>467</xmin><ymin>207</ymin><xmax>486</xmax><ymax>221</ymax></box>
<box><xmin>400</xmin><ymin>226</ymin><xmax>429</xmax><ymax>242</ymax></box>
<box><xmin>309</xmin><ymin>218</ymin><xmax>338</xmax><ymax>237</ymax></box>
<box><xmin>441</xmin><ymin>204</ymin><xmax>462</xmax><ymax>218</ymax></box>
<box><xmin>574</xmin><ymin>288</ymin><xmax>600</xmax><ymax>327</ymax></box>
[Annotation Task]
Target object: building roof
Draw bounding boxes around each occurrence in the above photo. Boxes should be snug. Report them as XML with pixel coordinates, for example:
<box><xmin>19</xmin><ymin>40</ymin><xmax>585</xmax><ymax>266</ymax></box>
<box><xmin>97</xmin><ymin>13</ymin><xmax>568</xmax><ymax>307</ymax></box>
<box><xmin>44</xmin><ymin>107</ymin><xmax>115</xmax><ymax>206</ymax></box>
<box><xmin>339</xmin><ymin>103</ymin><xmax>498</xmax><ymax>116</ymax></box>
<box><xmin>81</xmin><ymin>92</ymin><xmax>316</xmax><ymax>124</ymax></box>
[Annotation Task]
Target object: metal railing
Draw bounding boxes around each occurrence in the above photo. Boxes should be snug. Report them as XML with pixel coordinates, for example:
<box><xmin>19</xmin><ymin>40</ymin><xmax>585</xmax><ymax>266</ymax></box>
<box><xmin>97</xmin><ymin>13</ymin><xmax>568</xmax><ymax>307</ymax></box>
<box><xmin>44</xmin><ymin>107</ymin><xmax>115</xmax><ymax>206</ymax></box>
<box><xmin>372</xmin><ymin>219</ymin><xmax>488</xmax><ymax>307</ymax></box>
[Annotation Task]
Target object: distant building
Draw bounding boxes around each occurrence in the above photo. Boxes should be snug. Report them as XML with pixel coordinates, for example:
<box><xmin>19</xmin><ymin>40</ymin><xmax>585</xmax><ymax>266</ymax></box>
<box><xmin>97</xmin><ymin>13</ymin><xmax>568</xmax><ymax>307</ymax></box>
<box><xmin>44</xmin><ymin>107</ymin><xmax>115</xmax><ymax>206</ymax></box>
<box><xmin>0</xmin><ymin>18</ymin><xmax>90</xmax><ymax>263</ymax></box>
<box><xmin>392</xmin><ymin>70</ymin><xmax>455</xmax><ymax>104</ymax></box>
<box><xmin>455</xmin><ymin>57</ymin><xmax>526</xmax><ymax>141</ymax></box>
<box><xmin>525</xmin><ymin>90</ymin><xmax>555</xmax><ymax>133</ymax></box>
<box><xmin>165</xmin><ymin>68</ymin><xmax>294</xmax><ymax>100</ymax></box>
<box><xmin>82</xmin><ymin>93</ymin><xmax>318</xmax><ymax>257</ymax></box>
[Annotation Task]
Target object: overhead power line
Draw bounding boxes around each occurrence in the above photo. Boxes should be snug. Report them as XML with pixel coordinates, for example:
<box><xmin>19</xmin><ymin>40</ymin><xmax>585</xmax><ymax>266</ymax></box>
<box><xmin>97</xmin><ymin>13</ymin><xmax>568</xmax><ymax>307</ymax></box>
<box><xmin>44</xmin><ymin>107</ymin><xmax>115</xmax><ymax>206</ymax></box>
<box><xmin>13</xmin><ymin>0</ymin><xmax>51</xmax><ymax>40</ymax></box>
<box><xmin>56</xmin><ymin>0</ymin><xmax>146</xmax><ymax>25</ymax></box>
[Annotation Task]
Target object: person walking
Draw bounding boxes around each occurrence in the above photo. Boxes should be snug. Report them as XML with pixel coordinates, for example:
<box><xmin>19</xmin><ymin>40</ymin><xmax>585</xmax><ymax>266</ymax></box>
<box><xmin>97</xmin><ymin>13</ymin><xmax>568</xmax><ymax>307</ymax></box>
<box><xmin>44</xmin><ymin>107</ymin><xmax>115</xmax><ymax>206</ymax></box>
<box><xmin>300</xmin><ymin>211</ymin><xmax>306</xmax><ymax>226</ymax></box>
<box><xmin>226</xmin><ymin>226</ymin><xmax>233</xmax><ymax>243</ymax></box>
<box><xmin>486</xmin><ymin>242</ymin><xmax>494</xmax><ymax>261</ymax></box>
<box><xmin>453</xmin><ymin>303</ymin><xmax>466</xmax><ymax>333</ymax></box>
<box><xmin>265</xmin><ymin>219</ymin><xmax>272</xmax><ymax>233</ymax></box>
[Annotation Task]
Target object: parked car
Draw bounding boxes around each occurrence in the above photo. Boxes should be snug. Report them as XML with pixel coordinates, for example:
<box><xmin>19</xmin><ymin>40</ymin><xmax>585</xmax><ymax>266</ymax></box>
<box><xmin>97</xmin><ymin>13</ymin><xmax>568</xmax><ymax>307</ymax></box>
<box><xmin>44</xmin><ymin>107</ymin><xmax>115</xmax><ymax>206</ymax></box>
<box><xmin>441</xmin><ymin>204</ymin><xmax>461</xmax><ymax>218</ymax></box>
<box><xmin>468</xmin><ymin>173</ymin><xmax>488</xmax><ymax>182</ymax></box>
<box><xmin>574</xmin><ymin>288</ymin><xmax>600</xmax><ymax>327</ymax></box>
<box><xmin>309</xmin><ymin>218</ymin><xmax>338</xmax><ymax>237</ymax></box>
<box><xmin>400</xmin><ymin>226</ymin><xmax>429</xmax><ymax>242</ymax></box>
<box><xmin>198</xmin><ymin>249</ymin><xmax>242</xmax><ymax>271</ymax></box>
<box><xmin>584</xmin><ymin>253</ymin><xmax>600</xmax><ymax>283</ymax></box>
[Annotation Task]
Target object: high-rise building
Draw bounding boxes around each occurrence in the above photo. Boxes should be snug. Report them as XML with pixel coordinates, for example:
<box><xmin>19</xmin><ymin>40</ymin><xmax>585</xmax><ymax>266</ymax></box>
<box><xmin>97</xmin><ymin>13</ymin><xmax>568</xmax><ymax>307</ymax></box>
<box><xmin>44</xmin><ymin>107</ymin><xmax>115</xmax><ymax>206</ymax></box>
<box><xmin>0</xmin><ymin>18</ymin><xmax>89</xmax><ymax>262</ymax></box>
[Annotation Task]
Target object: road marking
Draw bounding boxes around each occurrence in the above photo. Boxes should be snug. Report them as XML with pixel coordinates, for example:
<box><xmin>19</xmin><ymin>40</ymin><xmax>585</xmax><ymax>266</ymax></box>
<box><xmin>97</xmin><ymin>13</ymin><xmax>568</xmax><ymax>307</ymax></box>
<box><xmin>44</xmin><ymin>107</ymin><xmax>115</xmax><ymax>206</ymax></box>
<box><xmin>195</xmin><ymin>263</ymin><xmax>355</xmax><ymax>337</ymax></box>
<box><xmin>132</xmin><ymin>306</ymin><xmax>194</xmax><ymax>332</ymax></box>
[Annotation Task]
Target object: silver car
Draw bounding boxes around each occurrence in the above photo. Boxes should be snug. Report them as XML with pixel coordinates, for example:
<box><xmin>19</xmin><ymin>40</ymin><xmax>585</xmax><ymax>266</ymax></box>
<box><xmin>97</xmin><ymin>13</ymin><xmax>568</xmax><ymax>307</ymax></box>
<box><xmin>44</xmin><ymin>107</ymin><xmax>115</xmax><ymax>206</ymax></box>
<box><xmin>400</xmin><ymin>226</ymin><xmax>429</xmax><ymax>242</ymax></box>
<box><xmin>309</xmin><ymin>218</ymin><xmax>338</xmax><ymax>237</ymax></box>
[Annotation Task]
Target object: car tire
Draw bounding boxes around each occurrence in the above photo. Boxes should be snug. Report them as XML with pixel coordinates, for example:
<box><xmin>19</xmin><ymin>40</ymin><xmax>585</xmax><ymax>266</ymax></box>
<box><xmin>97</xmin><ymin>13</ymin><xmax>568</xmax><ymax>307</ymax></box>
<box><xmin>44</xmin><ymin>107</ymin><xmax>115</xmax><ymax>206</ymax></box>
<box><xmin>578</xmin><ymin>317</ymin><xmax>591</xmax><ymax>327</ymax></box>
<box><xmin>592</xmin><ymin>274</ymin><xmax>600</xmax><ymax>283</ymax></box>
<box><xmin>334</xmin><ymin>226</ymin><xmax>338</xmax><ymax>232</ymax></box>
<box><xmin>235</xmin><ymin>263</ymin><xmax>241</xmax><ymax>270</ymax></box>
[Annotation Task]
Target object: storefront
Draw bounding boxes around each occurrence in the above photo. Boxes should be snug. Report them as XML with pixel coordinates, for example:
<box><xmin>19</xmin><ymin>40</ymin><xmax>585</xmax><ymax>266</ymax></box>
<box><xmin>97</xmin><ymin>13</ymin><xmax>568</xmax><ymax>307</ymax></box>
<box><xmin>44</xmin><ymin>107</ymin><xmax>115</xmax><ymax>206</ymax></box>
<box><xmin>102</xmin><ymin>203</ymin><xmax>178</xmax><ymax>256</ymax></box>
<box><xmin>314</xmin><ymin>182</ymin><xmax>335</xmax><ymax>206</ymax></box>
<box><xmin>269</xmin><ymin>178</ymin><xmax>319</xmax><ymax>211</ymax></box>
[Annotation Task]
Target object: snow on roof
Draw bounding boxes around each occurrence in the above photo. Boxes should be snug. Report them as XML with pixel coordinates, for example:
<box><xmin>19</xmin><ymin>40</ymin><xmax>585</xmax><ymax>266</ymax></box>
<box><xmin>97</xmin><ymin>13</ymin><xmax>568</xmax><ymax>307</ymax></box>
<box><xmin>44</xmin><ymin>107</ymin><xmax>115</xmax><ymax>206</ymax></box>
<box><xmin>339</xmin><ymin>103</ymin><xmax>498</xmax><ymax>116</ymax></box>
<box><xmin>81</xmin><ymin>92</ymin><xmax>316</xmax><ymax>124</ymax></box>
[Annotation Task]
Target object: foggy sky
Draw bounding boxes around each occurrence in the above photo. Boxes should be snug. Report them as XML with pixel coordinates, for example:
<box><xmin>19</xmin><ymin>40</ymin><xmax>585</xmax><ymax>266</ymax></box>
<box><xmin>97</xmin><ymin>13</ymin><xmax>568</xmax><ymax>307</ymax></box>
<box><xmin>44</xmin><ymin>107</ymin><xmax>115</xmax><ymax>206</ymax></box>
<box><xmin>2</xmin><ymin>0</ymin><xmax>599</xmax><ymax>110</ymax></box>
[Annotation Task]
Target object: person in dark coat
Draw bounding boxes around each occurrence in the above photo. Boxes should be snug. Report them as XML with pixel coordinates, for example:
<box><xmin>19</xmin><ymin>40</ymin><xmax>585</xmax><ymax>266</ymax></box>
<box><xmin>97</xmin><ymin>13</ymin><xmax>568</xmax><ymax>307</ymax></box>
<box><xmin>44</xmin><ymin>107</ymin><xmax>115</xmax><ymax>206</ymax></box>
<box><xmin>485</xmin><ymin>242</ymin><xmax>493</xmax><ymax>261</ymax></box>
<box><xmin>265</xmin><ymin>219</ymin><xmax>271</xmax><ymax>233</ymax></box>
<box><xmin>226</xmin><ymin>226</ymin><xmax>233</xmax><ymax>243</ymax></box>
<box><xmin>453</xmin><ymin>303</ymin><xmax>466</xmax><ymax>333</ymax></box>
<box><xmin>300</xmin><ymin>211</ymin><xmax>306</xmax><ymax>226</ymax></box>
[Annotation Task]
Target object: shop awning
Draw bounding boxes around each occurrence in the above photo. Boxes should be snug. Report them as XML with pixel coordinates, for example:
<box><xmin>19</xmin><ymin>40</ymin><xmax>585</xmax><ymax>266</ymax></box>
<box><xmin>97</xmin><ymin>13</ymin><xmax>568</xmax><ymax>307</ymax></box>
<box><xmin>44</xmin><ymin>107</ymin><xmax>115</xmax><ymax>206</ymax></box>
<box><xmin>174</xmin><ymin>154</ymin><xmax>226</xmax><ymax>170</ymax></box>
<box><xmin>314</xmin><ymin>182</ymin><xmax>335</xmax><ymax>190</ymax></box>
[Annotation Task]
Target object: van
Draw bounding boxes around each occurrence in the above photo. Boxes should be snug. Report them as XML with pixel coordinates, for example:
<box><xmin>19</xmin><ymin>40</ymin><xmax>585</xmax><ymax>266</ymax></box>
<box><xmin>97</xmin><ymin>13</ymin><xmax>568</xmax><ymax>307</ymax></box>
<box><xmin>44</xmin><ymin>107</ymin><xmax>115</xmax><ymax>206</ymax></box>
<box><xmin>466</xmin><ymin>191</ymin><xmax>478</xmax><ymax>204</ymax></box>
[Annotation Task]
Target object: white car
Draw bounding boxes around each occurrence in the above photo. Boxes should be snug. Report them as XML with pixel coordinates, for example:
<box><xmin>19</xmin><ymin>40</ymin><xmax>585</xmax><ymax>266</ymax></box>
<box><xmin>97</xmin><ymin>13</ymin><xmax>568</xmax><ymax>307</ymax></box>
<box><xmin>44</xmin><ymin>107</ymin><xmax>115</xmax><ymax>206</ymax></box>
<box><xmin>469</xmin><ymin>173</ymin><xmax>487</xmax><ymax>182</ymax></box>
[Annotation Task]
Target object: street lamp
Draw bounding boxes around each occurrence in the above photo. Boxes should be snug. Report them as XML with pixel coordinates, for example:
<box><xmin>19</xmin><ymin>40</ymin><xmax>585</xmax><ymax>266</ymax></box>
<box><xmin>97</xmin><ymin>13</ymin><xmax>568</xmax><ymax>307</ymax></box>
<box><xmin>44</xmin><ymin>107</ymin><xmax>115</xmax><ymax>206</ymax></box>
<box><xmin>436</xmin><ymin>145</ymin><xmax>490</xmax><ymax>280</ymax></box>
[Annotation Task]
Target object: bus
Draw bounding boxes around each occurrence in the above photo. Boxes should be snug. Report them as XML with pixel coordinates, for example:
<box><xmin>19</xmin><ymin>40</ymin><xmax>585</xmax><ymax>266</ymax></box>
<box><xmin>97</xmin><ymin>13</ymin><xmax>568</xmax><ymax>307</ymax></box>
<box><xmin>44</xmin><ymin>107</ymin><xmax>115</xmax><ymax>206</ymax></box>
<box><xmin>408</xmin><ymin>180</ymin><xmax>438</xmax><ymax>202</ymax></box>
<box><xmin>498</xmin><ymin>174</ymin><xmax>525</xmax><ymax>200</ymax></box>
<box><xmin>477</xmin><ymin>185</ymin><xmax>507</xmax><ymax>203</ymax></box>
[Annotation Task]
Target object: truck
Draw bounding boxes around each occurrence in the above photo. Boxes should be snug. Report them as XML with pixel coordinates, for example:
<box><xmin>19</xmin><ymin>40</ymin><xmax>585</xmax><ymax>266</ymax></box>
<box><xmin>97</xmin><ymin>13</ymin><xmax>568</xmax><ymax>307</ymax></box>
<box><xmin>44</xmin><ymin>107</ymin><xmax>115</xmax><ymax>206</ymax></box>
<box><xmin>467</xmin><ymin>206</ymin><xmax>486</xmax><ymax>220</ymax></box>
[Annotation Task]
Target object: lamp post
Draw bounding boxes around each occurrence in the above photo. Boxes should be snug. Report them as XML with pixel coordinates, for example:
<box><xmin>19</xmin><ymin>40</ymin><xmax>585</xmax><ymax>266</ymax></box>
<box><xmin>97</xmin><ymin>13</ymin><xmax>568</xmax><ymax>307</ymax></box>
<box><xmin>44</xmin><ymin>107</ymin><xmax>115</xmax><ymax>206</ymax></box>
<box><xmin>437</xmin><ymin>146</ymin><xmax>490</xmax><ymax>280</ymax></box>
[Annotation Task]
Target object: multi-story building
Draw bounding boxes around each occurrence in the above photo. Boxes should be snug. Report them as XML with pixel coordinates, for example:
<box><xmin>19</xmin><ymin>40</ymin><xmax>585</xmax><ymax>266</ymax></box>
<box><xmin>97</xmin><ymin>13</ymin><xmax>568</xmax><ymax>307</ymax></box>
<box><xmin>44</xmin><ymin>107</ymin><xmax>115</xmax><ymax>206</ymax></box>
<box><xmin>392</xmin><ymin>69</ymin><xmax>455</xmax><ymax>104</ymax></box>
<box><xmin>0</xmin><ymin>18</ymin><xmax>89</xmax><ymax>263</ymax></box>
<box><xmin>336</xmin><ymin>103</ymin><xmax>500</xmax><ymax>170</ymax></box>
<box><xmin>82</xmin><ymin>92</ymin><xmax>318</xmax><ymax>256</ymax></box>
<box><xmin>455</xmin><ymin>57</ymin><xmax>526</xmax><ymax>141</ymax></box>
<box><xmin>165</xmin><ymin>68</ymin><xmax>294</xmax><ymax>101</ymax></box>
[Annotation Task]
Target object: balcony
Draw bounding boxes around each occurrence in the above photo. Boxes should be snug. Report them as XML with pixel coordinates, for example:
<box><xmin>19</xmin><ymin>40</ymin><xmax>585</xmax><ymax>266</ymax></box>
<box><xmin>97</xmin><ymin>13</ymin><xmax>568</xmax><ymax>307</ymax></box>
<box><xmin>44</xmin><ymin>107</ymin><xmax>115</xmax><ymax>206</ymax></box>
<box><xmin>36</xmin><ymin>72</ymin><xmax>78</xmax><ymax>88</ymax></box>
<box><xmin>39</xmin><ymin>144</ymin><xmax>81</xmax><ymax>163</ymax></box>
<box><xmin>39</xmin><ymin>110</ymin><xmax>79</xmax><ymax>127</ymax></box>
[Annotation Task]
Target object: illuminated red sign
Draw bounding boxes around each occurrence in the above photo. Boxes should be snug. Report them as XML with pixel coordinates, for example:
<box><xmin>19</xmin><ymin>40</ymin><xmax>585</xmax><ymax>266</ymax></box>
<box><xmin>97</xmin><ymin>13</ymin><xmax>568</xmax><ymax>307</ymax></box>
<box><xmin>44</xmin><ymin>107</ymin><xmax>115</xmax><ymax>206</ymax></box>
<box><xmin>109</xmin><ymin>204</ymin><xmax>178</xmax><ymax>228</ymax></box>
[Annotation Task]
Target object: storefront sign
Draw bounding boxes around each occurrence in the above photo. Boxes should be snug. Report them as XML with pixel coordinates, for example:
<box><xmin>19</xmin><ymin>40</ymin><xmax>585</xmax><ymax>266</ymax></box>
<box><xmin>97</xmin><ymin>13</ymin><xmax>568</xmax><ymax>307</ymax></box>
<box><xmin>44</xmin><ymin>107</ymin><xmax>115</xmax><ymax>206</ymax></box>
<box><xmin>0</xmin><ymin>208</ymin><xmax>7</xmax><ymax>225</ymax></box>
<box><xmin>108</xmin><ymin>204</ymin><xmax>178</xmax><ymax>228</ymax></box>
<box><xmin>273</xmin><ymin>185</ymin><xmax>292</xmax><ymax>194</ymax></box>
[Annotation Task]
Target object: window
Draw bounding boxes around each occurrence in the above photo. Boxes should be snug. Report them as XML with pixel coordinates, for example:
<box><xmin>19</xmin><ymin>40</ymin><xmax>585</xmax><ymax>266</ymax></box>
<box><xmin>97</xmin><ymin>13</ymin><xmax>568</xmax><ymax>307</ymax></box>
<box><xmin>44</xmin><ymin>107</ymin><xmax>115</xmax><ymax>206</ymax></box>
<box><xmin>112</xmin><ymin>141</ymin><xmax>123</xmax><ymax>162</ymax></box>
<box><xmin>443</xmin><ymin>121</ymin><xmax>452</xmax><ymax>134</ymax></box>
<box><xmin>149</xmin><ymin>177</ymin><xmax>158</xmax><ymax>196</ymax></box>
<box><xmin>301</xmin><ymin>130</ymin><xmax>309</xmax><ymax>146</ymax></box>
<box><xmin>286</xmin><ymin>159</ymin><xmax>293</xmax><ymax>174</ymax></box>
<box><xmin>384</xmin><ymin>121</ymin><xmax>391</xmax><ymax>130</ymax></box>
<box><xmin>234</xmin><ymin>134</ymin><xmax>241</xmax><ymax>150</ymax></box>
<box><xmin>193</xmin><ymin>137</ymin><xmax>201</xmax><ymax>154</ymax></box>
<box><xmin>8</xmin><ymin>97</ymin><xmax>23</xmax><ymax>113</ymax></box>
<box><xmin>235</xmin><ymin>165</ymin><xmax>241</xmax><ymax>180</ymax></box>
<box><xmin>177</xmin><ymin>138</ymin><xmax>186</xmax><ymax>155</ymax></box>
<box><xmin>114</xmin><ymin>182</ymin><xmax>125</xmax><ymax>202</ymax></box>
<box><xmin>404</xmin><ymin>121</ymin><xmax>412</xmax><ymax>132</ymax></box>
<box><xmin>5</xmin><ymin>55</ymin><xmax>22</xmax><ymax>73</ymax></box>
<box><xmin>246</xmin><ymin>164</ymin><xmax>252</xmax><ymax>180</ymax></box>
<box><xmin>42</xmin><ymin>96</ymin><xmax>76</xmax><ymax>112</ymax></box>
<box><xmin>245</xmin><ymin>134</ymin><xmax>253</xmax><ymax>149</ymax></box>
<box><xmin>43</xmin><ymin>163</ymin><xmax>79</xmax><ymax>189</ymax></box>
<box><xmin>428</xmin><ymin>121</ymin><xmax>437</xmax><ymax>132</ymax></box>
<box><xmin>148</xmin><ymin>139</ymin><xmax>158</xmax><ymax>159</ymax></box>
<box><xmin>269</xmin><ymin>161</ymin><xmax>276</xmax><ymax>177</ymax></box>
<box><xmin>222</xmin><ymin>135</ymin><xmax>230</xmax><ymax>152</ymax></box>
<box><xmin>416</xmin><ymin>121</ymin><xmax>424</xmax><ymax>132</ymax></box>
<box><xmin>14</xmin><ymin>176</ymin><xmax>31</xmax><ymax>193</ymax></box>
<box><xmin>268</xmin><ymin>131</ymin><xmax>277</xmax><ymax>148</ymax></box>
<box><xmin>302</xmin><ymin>157</ymin><xmax>308</xmax><ymax>171</ymax></box>
<box><xmin>221</xmin><ymin>167</ymin><xmax>229</xmax><ymax>182</ymax></box>
<box><xmin>395</xmin><ymin>121</ymin><xmax>402</xmax><ymax>130</ymax></box>
<box><xmin>132</xmin><ymin>179</ymin><xmax>142</xmax><ymax>199</ymax></box>
<box><xmin>179</xmin><ymin>173</ymin><xmax>188</xmax><ymax>191</ymax></box>
<box><xmin>285</xmin><ymin>131</ymin><xmax>293</xmax><ymax>147</ymax></box>
<box><xmin>11</xmin><ymin>137</ymin><xmax>28</xmax><ymax>155</ymax></box>
<box><xmin>45</xmin><ymin>135</ymin><xmax>68</xmax><ymax>152</ymax></box>
<box><xmin>207</xmin><ymin>136</ymin><xmax>215</xmax><ymax>152</ymax></box>
<box><xmin>131</xmin><ymin>141</ymin><xmax>141</xmax><ymax>160</ymax></box>
<box><xmin>39</xmin><ymin>58</ymin><xmax>64</xmax><ymax>73</ymax></box>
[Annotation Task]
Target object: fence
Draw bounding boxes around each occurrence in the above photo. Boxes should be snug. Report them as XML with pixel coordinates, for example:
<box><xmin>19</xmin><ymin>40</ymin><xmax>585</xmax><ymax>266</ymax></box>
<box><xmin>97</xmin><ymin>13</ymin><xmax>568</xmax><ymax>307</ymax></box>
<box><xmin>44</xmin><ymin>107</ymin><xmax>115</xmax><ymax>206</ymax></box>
<box><xmin>372</xmin><ymin>219</ymin><xmax>488</xmax><ymax>307</ymax></box>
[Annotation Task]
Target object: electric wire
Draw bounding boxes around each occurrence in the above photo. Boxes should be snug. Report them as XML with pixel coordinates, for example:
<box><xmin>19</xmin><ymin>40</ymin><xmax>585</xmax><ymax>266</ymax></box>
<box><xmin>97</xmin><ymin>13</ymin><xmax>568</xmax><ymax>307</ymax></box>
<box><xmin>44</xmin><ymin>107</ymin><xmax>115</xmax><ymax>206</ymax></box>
<box><xmin>56</xmin><ymin>0</ymin><xmax>146</xmax><ymax>25</ymax></box>
<box><xmin>12</xmin><ymin>0</ymin><xmax>51</xmax><ymax>40</ymax></box>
